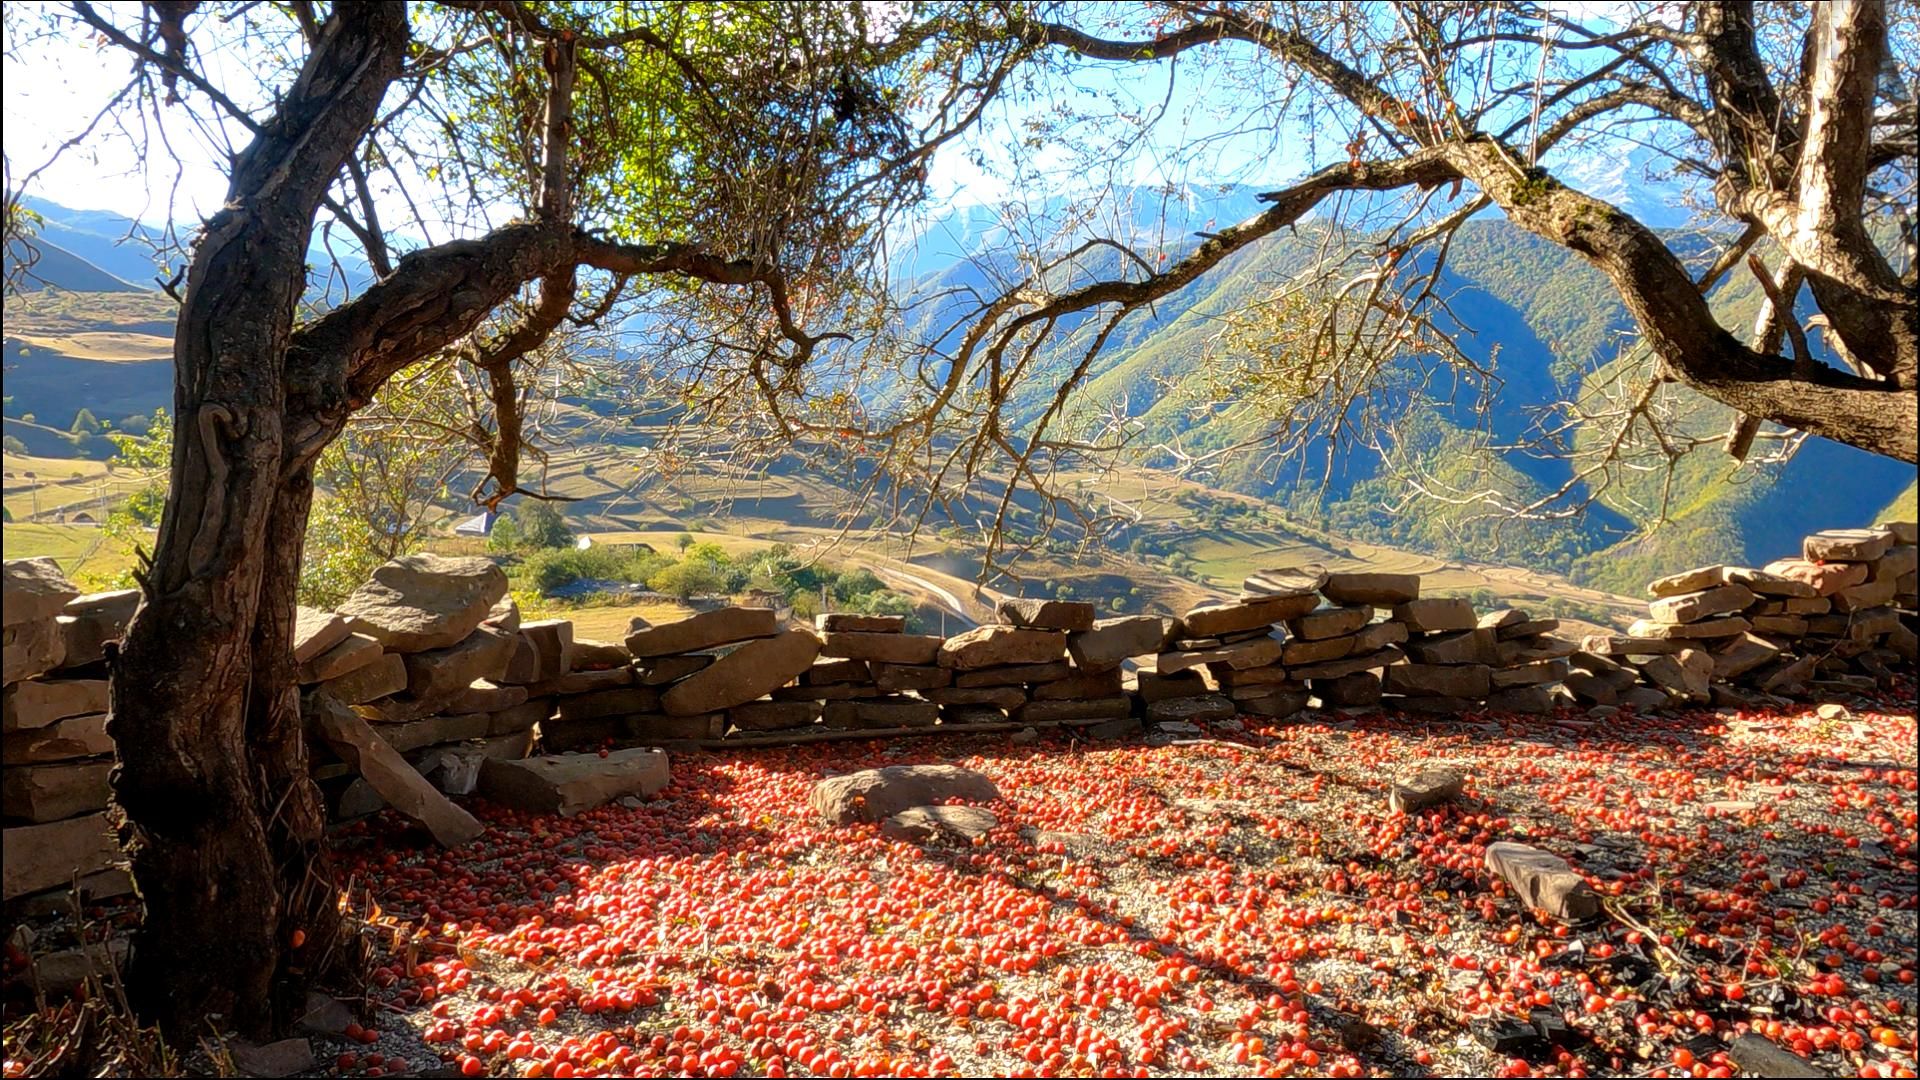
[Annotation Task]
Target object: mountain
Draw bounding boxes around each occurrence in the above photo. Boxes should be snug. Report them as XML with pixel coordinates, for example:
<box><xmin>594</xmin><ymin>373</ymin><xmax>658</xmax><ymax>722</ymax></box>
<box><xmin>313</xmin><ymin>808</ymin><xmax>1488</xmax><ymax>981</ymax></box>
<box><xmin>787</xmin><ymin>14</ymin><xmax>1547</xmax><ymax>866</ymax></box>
<box><xmin>5</xmin><ymin>238</ymin><xmax>146</xmax><ymax>293</ymax></box>
<box><xmin>4</xmin><ymin>193</ymin><xmax>1909</xmax><ymax>588</ymax></box>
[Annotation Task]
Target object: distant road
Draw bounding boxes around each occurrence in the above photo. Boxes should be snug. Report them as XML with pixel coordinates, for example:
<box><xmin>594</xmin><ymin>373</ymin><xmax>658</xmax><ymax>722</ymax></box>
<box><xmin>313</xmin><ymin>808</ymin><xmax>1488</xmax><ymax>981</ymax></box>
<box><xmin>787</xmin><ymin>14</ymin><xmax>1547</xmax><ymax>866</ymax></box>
<box><xmin>859</xmin><ymin>560</ymin><xmax>1004</xmax><ymax>629</ymax></box>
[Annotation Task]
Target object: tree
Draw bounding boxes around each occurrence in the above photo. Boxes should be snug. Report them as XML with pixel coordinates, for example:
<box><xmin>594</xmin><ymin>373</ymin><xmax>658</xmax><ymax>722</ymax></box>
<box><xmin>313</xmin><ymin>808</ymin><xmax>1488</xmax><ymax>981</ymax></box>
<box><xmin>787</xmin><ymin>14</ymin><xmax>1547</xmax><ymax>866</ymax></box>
<box><xmin>69</xmin><ymin>406</ymin><xmax>101</xmax><ymax>435</ymax></box>
<box><xmin>958</xmin><ymin>1</ymin><xmax>1916</xmax><ymax>505</ymax></box>
<box><xmin>518</xmin><ymin>502</ymin><xmax>576</xmax><ymax>550</ymax></box>
<box><xmin>6</xmin><ymin>0</ymin><xmax>1009</xmax><ymax>1037</ymax></box>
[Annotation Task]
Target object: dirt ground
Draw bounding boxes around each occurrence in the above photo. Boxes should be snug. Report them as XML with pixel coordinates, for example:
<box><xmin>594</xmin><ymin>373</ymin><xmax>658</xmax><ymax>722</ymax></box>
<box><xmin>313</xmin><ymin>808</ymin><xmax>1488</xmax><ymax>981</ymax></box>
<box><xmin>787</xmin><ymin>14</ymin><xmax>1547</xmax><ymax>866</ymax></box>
<box><xmin>274</xmin><ymin>682</ymin><xmax>1920</xmax><ymax>1079</ymax></box>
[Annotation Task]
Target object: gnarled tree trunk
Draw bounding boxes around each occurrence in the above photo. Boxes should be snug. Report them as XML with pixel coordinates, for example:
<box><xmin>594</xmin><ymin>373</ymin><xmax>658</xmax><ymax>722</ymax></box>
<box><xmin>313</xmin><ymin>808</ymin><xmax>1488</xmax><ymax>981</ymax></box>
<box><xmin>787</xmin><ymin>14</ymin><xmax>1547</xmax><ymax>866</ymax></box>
<box><xmin>107</xmin><ymin>5</ymin><xmax>407</xmax><ymax>1038</ymax></box>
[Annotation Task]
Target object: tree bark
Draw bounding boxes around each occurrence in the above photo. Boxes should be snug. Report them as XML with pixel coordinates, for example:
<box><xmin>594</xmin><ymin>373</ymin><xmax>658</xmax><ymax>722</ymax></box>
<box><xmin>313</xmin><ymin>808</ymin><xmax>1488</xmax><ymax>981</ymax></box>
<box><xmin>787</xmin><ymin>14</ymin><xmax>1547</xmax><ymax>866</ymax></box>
<box><xmin>107</xmin><ymin>4</ymin><xmax>408</xmax><ymax>1039</ymax></box>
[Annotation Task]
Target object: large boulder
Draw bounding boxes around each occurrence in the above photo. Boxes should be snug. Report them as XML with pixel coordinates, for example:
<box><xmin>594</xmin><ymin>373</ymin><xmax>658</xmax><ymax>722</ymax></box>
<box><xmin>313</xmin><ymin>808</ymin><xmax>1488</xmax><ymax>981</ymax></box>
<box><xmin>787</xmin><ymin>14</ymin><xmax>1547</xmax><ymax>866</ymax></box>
<box><xmin>1068</xmin><ymin>616</ymin><xmax>1175</xmax><ymax>671</ymax></box>
<box><xmin>996</xmin><ymin>598</ymin><xmax>1097</xmax><ymax>632</ymax></box>
<box><xmin>479</xmin><ymin>748</ymin><xmax>670</xmax><ymax>816</ymax></box>
<box><xmin>3</xmin><ymin>558</ymin><xmax>79</xmax><ymax>629</ymax></box>
<box><xmin>626</xmin><ymin>606</ymin><xmax>778</xmax><ymax>657</ymax></box>
<box><xmin>937</xmin><ymin>625</ymin><xmax>1066</xmax><ymax>670</ymax></box>
<box><xmin>337</xmin><ymin>554</ymin><xmax>508</xmax><ymax>653</ymax></box>
<box><xmin>661</xmin><ymin>629</ymin><xmax>821</xmax><ymax>715</ymax></box>
<box><xmin>810</xmin><ymin>764</ymin><xmax>999</xmax><ymax>825</ymax></box>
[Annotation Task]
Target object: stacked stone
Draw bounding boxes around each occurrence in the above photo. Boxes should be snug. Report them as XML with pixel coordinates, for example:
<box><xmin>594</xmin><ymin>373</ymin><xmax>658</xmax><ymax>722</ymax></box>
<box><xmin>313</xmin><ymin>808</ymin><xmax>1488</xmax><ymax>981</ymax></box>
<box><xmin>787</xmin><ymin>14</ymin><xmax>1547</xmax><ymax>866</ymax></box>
<box><xmin>745</xmin><ymin>610</ymin><xmax>937</xmax><ymax>733</ymax></box>
<box><xmin>1890</xmin><ymin>522</ymin><xmax>1920</xmax><ymax>661</ymax></box>
<box><xmin>1766</xmin><ymin>526</ymin><xmax>1915</xmax><ymax>691</ymax></box>
<box><xmin>3</xmin><ymin>558</ymin><xmax>136</xmax><ymax>910</ymax></box>
<box><xmin>1476</xmin><ymin>608</ymin><xmax>1578</xmax><ymax>714</ymax></box>
<box><xmin>959</xmin><ymin>601</ymin><xmax>1131</xmax><ymax>730</ymax></box>
<box><xmin>620</xmin><ymin>606</ymin><xmax>819</xmax><ymax>739</ymax></box>
<box><xmin>1148</xmin><ymin>580</ymin><xmax>1316</xmax><ymax>725</ymax></box>
<box><xmin>307</xmin><ymin>554</ymin><xmax>552</xmax><ymax>817</ymax></box>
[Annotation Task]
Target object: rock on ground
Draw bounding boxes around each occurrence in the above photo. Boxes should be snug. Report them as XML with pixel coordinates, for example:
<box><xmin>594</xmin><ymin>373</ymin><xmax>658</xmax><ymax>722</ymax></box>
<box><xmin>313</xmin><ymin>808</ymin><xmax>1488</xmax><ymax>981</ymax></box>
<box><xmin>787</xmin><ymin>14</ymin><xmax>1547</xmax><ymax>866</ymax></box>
<box><xmin>810</xmin><ymin>764</ymin><xmax>999</xmax><ymax>825</ymax></box>
<box><xmin>478</xmin><ymin>747</ymin><xmax>671</xmax><ymax>816</ymax></box>
<box><xmin>1390</xmin><ymin>767</ymin><xmax>1464</xmax><ymax>813</ymax></box>
<box><xmin>881</xmin><ymin>805</ymin><xmax>999</xmax><ymax>844</ymax></box>
<box><xmin>1485</xmin><ymin>841</ymin><xmax>1603</xmax><ymax>922</ymax></box>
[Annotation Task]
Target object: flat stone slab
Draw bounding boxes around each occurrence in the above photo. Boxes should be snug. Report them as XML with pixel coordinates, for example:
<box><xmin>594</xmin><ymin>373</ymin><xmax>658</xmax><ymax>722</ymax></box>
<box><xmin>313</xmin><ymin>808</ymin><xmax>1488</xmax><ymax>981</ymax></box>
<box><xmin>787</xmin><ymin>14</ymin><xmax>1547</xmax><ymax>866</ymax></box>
<box><xmin>1018</xmin><ymin>697</ymin><xmax>1132</xmax><ymax>723</ymax></box>
<box><xmin>937</xmin><ymin>626</ymin><xmax>1066</xmax><ymax>670</ymax></box>
<box><xmin>882</xmin><ymin>805</ymin><xmax>998</xmax><ymax>844</ymax></box>
<box><xmin>815</xmin><ymin>612</ymin><xmax>906</xmax><ymax>633</ymax></box>
<box><xmin>1030</xmin><ymin>670</ymin><xmax>1123</xmax><ymax>700</ymax></box>
<box><xmin>1286</xmin><ymin>605</ymin><xmax>1372</xmax><ymax>641</ymax></box>
<box><xmin>1486</xmin><ymin>686</ymin><xmax>1554</xmax><ymax>714</ymax></box>
<box><xmin>1763</xmin><ymin>558</ymin><xmax>1869</xmax><ymax>596</ymax></box>
<box><xmin>996</xmin><ymin>598</ymin><xmax>1096</xmax><ymax>632</ymax></box>
<box><xmin>1727</xmin><ymin>1033</ymin><xmax>1826</xmax><ymax>1078</ymax></box>
<box><xmin>337</xmin><ymin>553</ymin><xmax>508</xmax><ymax>653</ymax></box>
<box><xmin>1647</xmin><ymin>584</ymin><xmax>1755</xmax><ymax>625</ymax></box>
<box><xmin>810</xmin><ymin>764</ymin><xmax>999</xmax><ymax>825</ymax></box>
<box><xmin>1485</xmin><ymin>841</ymin><xmax>1603</xmax><ymax>922</ymax></box>
<box><xmin>1389</xmin><ymin>767</ymin><xmax>1463</xmax><ymax>813</ymax></box>
<box><xmin>1155</xmin><ymin>636</ymin><xmax>1282</xmax><ymax>674</ymax></box>
<box><xmin>1385</xmin><ymin>663</ymin><xmax>1491</xmax><ymax>699</ymax></box>
<box><xmin>821</xmin><ymin>697</ymin><xmax>940</xmax><ymax>728</ymax></box>
<box><xmin>1492</xmin><ymin>659</ymin><xmax>1568</xmax><ymax>687</ymax></box>
<box><xmin>870</xmin><ymin>663</ymin><xmax>952</xmax><ymax>692</ymax></box>
<box><xmin>1068</xmin><ymin>616</ymin><xmax>1174</xmax><ymax>671</ymax></box>
<box><xmin>557</xmin><ymin>685</ymin><xmax>662</xmax><ymax>723</ymax></box>
<box><xmin>819</xmin><ymin>631</ymin><xmax>943</xmax><ymax>665</ymax></box>
<box><xmin>58</xmin><ymin>589</ymin><xmax>140</xmax><ymax>667</ymax></box>
<box><xmin>1320</xmin><ymin>572</ymin><xmax>1420</xmax><ymax>606</ymax></box>
<box><xmin>298</xmin><ymin>631</ymin><xmax>383</xmax><ymax>684</ymax></box>
<box><xmin>2</xmin><ymin>619</ymin><xmax>66</xmax><ymax>684</ymax></box>
<box><xmin>311</xmin><ymin>696</ymin><xmax>483</xmax><ymax>846</ymax></box>
<box><xmin>1393</xmin><ymin>597</ymin><xmax>1478</xmax><ymax>633</ymax></box>
<box><xmin>1145</xmin><ymin>694</ymin><xmax>1236</xmax><ymax>723</ymax></box>
<box><xmin>570</xmin><ymin>637</ymin><xmax>633</xmax><ymax>670</ymax></box>
<box><xmin>292</xmin><ymin>606</ymin><xmax>350</xmax><ymax>664</ymax></box>
<box><xmin>921</xmin><ymin>685</ymin><xmax>1027</xmax><ymax>709</ymax></box>
<box><xmin>1311</xmin><ymin>671</ymin><xmax>1381</xmax><ymax>707</ymax></box>
<box><xmin>4</xmin><ymin>678</ymin><xmax>108</xmax><ymax>732</ymax></box>
<box><xmin>1241</xmin><ymin>566</ymin><xmax>1328</xmax><ymax>598</ymax></box>
<box><xmin>1627</xmin><ymin>616</ymin><xmax>1751</xmax><ymax>640</ymax></box>
<box><xmin>1405</xmin><ymin>628</ymin><xmax>1499</xmax><ymax>665</ymax></box>
<box><xmin>3</xmin><ymin>812</ymin><xmax>120</xmax><ymax>900</ymax></box>
<box><xmin>319</xmin><ymin>651</ymin><xmax>408</xmax><ymax>705</ymax></box>
<box><xmin>1804</xmin><ymin>527</ymin><xmax>1895</xmax><ymax>563</ymax></box>
<box><xmin>3</xmin><ymin>557</ymin><xmax>79</xmax><ymax>629</ymax></box>
<box><xmin>3</xmin><ymin>712</ymin><xmax>111</xmax><ymax>762</ymax></box>
<box><xmin>2</xmin><ymin>760</ymin><xmax>111</xmax><ymax>822</ymax></box>
<box><xmin>626</xmin><ymin>606</ymin><xmax>778</xmax><ymax>657</ymax></box>
<box><xmin>662</xmin><ymin>629</ymin><xmax>821</xmax><ymax>715</ymax></box>
<box><xmin>729</xmin><ymin>699</ymin><xmax>821</xmax><ymax>731</ymax></box>
<box><xmin>479</xmin><ymin>747</ymin><xmax>670</xmax><ymax>816</ymax></box>
<box><xmin>501</xmin><ymin>619</ymin><xmax>574</xmax><ymax>685</ymax></box>
<box><xmin>1182</xmin><ymin>594</ymin><xmax>1318</xmax><ymax>637</ymax></box>
<box><xmin>403</xmin><ymin>625</ymin><xmax>515</xmax><ymax>700</ymax></box>
<box><xmin>1289</xmin><ymin>645</ymin><xmax>1405</xmax><ymax>681</ymax></box>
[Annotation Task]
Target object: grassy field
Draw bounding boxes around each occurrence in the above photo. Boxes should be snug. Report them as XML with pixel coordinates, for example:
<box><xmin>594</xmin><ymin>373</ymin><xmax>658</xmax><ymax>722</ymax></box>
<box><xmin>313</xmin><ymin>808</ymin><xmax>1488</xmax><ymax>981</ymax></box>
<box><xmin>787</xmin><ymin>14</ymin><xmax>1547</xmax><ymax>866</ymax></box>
<box><xmin>1</xmin><ymin>522</ymin><xmax>144</xmax><ymax>584</ymax></box>
<box><xmin>3</xmin><ymin>452</ymin><xmax>156</xmax><ymax>524</ymax></box>
<box><xmin>11</xmin><ymin>330</ymin><xmax>171</xmax><ymax>362</ymax></box>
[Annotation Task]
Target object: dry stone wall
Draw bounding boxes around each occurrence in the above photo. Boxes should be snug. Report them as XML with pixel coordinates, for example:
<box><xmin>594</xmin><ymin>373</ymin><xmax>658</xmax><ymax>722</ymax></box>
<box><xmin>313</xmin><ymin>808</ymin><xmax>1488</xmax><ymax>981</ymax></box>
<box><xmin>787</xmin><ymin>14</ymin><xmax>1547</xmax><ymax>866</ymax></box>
<box><xmin>5</xmin><ymin>521</ymin><xmax>1915</xmax><ymax>917</ymax></box>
